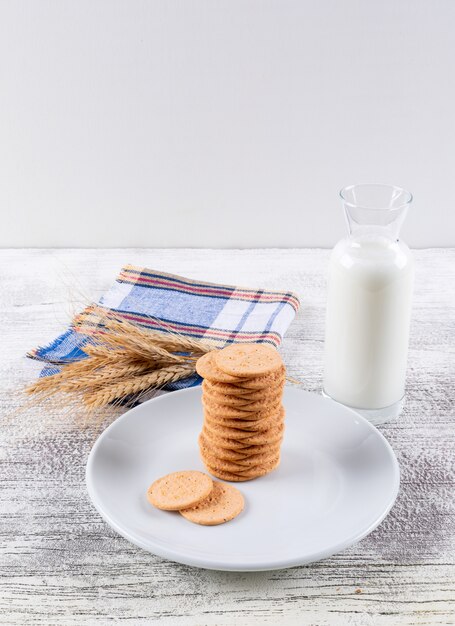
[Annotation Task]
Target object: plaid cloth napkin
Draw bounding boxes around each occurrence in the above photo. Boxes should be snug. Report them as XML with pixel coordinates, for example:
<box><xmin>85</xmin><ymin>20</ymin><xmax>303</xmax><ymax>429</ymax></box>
<box><xmin>29</xmin><ymin>265</ymin><xmax>300</xmax><ymax>390</ymax></box>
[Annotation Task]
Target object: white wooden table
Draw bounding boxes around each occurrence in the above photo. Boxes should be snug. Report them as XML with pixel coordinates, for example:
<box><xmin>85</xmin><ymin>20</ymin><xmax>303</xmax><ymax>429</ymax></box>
<box><xmin>1</xmin><ymin>249</ymin><xmax>454</xmax><ymax>625</ymax></box>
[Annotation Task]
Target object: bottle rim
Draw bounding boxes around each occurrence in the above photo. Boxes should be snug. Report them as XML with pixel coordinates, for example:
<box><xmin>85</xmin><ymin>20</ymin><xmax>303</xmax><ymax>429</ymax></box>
<box><xmin>340</xmin><ymin>183</ymin><xmax>413</xmax><ymax>212</ymax></box>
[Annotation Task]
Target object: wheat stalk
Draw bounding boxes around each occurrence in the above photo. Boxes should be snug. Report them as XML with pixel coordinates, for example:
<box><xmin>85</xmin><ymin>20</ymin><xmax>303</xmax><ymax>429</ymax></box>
<box><xmin>79</xmin><ymin>323</ymin><xmax>199</xmax><ymax>365</ymax></box>
<box><xmin>83</xmin><ymin>364</ymin><xmax>194</xmax><ymax>409</ymax></box>
<box><xmin>26</xmin><ymin>307</ymin><xmax>211</xmax><ymax>415</ymax></box>
<box><xmin>29</xmin><ymin>361</ymin><xmax>156</xmax><ymax>395</ymax></box>
<box><xmin>76</xmin><ymin>305</ymin><xmax>214</xmax><ymax>354</ymax></box>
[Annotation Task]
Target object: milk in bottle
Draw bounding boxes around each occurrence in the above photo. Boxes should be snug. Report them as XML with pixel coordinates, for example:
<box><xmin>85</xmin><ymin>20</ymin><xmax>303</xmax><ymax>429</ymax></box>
<box><xmin>323</xmin><ymin>184</ymin><xmax>414</xmax><ymax>424</ymax></box>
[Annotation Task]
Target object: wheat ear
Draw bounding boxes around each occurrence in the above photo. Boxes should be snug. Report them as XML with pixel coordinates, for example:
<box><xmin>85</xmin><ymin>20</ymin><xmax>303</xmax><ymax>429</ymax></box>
<box><xmin>83</xmin><ymin>364</ymin><xmax>194</xmax><ymax>409</ymax></box>
<box><xmin>78</xmin><ymin>305</ymin><xmax>214</xmax><ymax>354</ymax></box>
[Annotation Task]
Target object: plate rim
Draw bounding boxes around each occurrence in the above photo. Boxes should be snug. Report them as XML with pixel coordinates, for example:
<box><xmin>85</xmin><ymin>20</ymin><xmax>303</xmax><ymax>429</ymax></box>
<box><xmin>86</xmin><ymin>387</ymin><xmax>400</xmax><ymax>571</ymax></box>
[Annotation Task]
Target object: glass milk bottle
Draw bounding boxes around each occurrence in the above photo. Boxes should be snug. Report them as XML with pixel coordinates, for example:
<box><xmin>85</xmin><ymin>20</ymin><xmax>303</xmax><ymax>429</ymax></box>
<box><xmin>323</xmin><ymin>184</ymin><xmax>414</xmax><ymax>425</ymax></box>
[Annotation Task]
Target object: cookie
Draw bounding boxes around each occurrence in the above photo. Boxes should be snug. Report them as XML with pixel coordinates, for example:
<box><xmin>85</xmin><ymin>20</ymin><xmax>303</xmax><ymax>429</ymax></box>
<box><xmin>204</xmin><ymin>414</ymin><xmax>283</xmax><ymax>440</ymax></box>
<box><xmin>202</xmin><ymin>422</ymin><xmax>284</xmax><ymax>448</ymax></box>
<box><xmin>200</xmin><ymin>450</ymin><xmax>260</xmax><ymax>474</ymax></box>
<box><xmin>199</xmin><ymin>433</ymin><xmax>282</xmax><ymax>461</ymax></box>
<box><xmin>179</xmin><ymin>481</ymin><xmax>244</xmax><ymax>525</ymax></box>
<box><xmin>203</xmin><ymin>411</ymin><xmax>282</xmax><ymax>431</ymax></box>
<box><xmin>205</xmin><ymin>366</ymin><xmax>286</xmax><ymax>391</ymax></box>
<box><xmin>203</xmin><ymin>387</ymin><xmax>283</xmax><ymax>411</ymax></box>
<box><xmin>202</xmin><ymin>395</ymin><xmax>282</xmax><ymax>418</ymax></box>
<box><xmin>200</xmin><ymin>445</ymin><xmax>280</xmax><ymax>473</ymax></box>
<box><xmin>199</xmin><ymin>433</ymin><xmax>281</xmax><ymax>459</ymax></box>
<box><xmin>202</xmin><ymin>467</ymin><xmax>251</xmax><ymax>482</ymax></box>
<box><xmin>204</xmin><ymin>402</ymin><xmax>284</xmax><ymax>423</ymax></box>
<box><xmin>232</xmin><ymin>450</ymin><xmax>281</xmax><ymax>467</ymax></box>
<box><xmin>201</xmin><ymin>455</ymin><xmax>280</xmax><ymax>477</ymax></box>
<box><xmin>197</xmin><ymin>352</ymin><xmax>286</xmax><ymax>389</ymax></box>
<box><xmin>203</xmin><ymin>389</ymin><xmax>283</xmax><ymax>410</ymax></box>
<box><xmin>204</xmin><ymin>456</ymin><xmax>280</xmax><ymax>482</ymax></box>
<box><xmin>196</xmin><ymin>351</ymin><xmax>247</xmax><ymax>384</ymax></box>
<box><xmin>202</xmin><ymin>423</ymin><xmax>284</xmax><ymax>448</ymax></box>
<box><xmin>214</xmin><ymin>343</ymin><xmax>283</xmax><ymax>378</ymax></box>
<box><xmin>203</xmin><ymin>405</ymin><xmax>283</xmax><ymax>423</ymax></box>
<box><xmin>214</xmin><ymin>452</ymin><xmax>280</xmax><ymax>475</ymax></box>
<box><xmin>147</xmin><ymin>471</ymin><xmax>213</xmax><ymax>511</ymax></box>
<box><xmin>202</xmin><ymin>380</ymin><xmax>284</xmax><ymax>405</ymax></box>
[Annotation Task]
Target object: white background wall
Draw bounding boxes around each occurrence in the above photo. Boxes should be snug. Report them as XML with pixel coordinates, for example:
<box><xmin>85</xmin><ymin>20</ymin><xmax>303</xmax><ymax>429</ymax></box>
<box><xmin>0</xmin><ymin>0</ymin><xmax>454</xmax><ymax>248</ymax></box>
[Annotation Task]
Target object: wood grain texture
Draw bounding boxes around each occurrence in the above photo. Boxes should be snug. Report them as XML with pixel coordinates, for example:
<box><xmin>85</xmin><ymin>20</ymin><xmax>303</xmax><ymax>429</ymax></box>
<box><xmin>0</xmin><ymin>249</ymin><xmax>454</xmax><ymax>626</ymax></box>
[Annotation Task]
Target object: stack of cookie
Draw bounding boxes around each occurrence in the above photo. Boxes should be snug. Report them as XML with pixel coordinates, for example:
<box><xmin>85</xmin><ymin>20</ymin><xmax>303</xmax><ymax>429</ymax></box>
<box><xmin>196</xmin><ymin>344</ymin><xmax>286</xmax><ymax>482</ymax></box>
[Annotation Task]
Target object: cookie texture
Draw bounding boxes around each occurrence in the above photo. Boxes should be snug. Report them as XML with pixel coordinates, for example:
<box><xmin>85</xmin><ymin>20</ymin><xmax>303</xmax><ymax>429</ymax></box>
<box><xmin>200</xmin><ymin>445</ymin><xmax>280</xmax><ymax>473</ymax></box>
<box><xmin>147</xmin><ymin>471</ymin><xmax>213</xmax><ymax>511</ymax></box>
<box><xmin>202</xmin><ymin>412</ymin><xmax>281</xmax><ymax>431</ymax></box>
<box><xmin>179</xmin><ymin>481</ymin><xmax>244</xmax><ymax>525</ymax></box>
<box><xmin>203</xmin><ymin>415</ymin><xmax>283</xmax><ymax>441</ymax></box>
<box><xmin>202</xmin><ymin>391</ymin><xmax>283</xmax><ymax>414</ymax></box>
<box><xmin>202</xmin><ymin>395</ymin><xmax>282</xmax><ymax>418</ymax></box>
<box><xmin>202</xmin><ymin>423</ymin><xmax>285</xmax><ymax>448</ymax></box>
<box><xmin>202</xmin><ymin>380</ymin><xmax>284</xmax><ymax>404</ymax></box>
<box><xmin>204</xmin><ymin>460</ymin><xmax>280</xmax><ymax>483</ymax></box>
<box><xmin>198</xmin><ymin>433</ymin><xmax>281</xmax><ymax>462</ymax></box>
<box><xmin>196</xmin><ymin>351</ymin><xmax>285</xmax><ymax>388</ymax></box>
<box><xmin>195</xmin><ymin>351</ymin><xmax>244</xmax><ymax>384</ymax></box>
<box><xmin>214</xmin><ymin>343</ymin><xmax>283</xmax><ymax>378</ymax></box>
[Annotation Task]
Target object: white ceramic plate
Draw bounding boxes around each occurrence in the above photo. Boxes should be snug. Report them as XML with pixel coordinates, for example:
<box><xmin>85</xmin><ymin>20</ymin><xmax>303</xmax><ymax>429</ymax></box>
<box><xmin>86</xmin><ymin>387</ymin><xmax>399</xmax><ymax>571</ymax></box>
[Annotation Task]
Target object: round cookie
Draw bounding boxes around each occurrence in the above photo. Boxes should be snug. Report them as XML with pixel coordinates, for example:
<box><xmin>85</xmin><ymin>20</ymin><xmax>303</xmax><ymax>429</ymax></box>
<box><xmin>206</xmin><ymin>366</ymin><xmax>286</xmax><ymax>391</ymax></box>
<box><xmin>204</xmin><ymin>415</ymin><xmax>282</xmax><ymax>440</ymax></box>
<box><xmin>203</xmin><ymin>411</ymin><xmax>282</xmax><ymax>431</ymax></box>
<box><xmin>204</xmin><ymin>403</ymin><xmax>285</xmax><ymax>424</ymax></box>
<box><xmin>203</xmin><ymin>467</ymin><xmax>251</xmax><ymax>482</ymax></box>
<box><xmin>197</xmin><ymin>352</ymin><xmax>286</xmax><ymax>389</ymax></box>
<box><xmin>202</xmin><ymin>421</ymin><xmax>285</xmax><ymax>448</ymax></box>
<box><xmin>201</xmin><ymin>445</ymin><xmax>280</xmax><ymax>472</ymax></box>
<box><xmin>200</xmin><ymin>450</ymin><xmax>261</xmax><ymax>474</ymax></box>
<box><xmin>201</xmin><ymin>454</ymin><xmax>280</xmax><ymax>477</ymax></box>
<box><xmin>202</xmin><ymin>395</ymin><xmax>282</xmax><ymax>418</ymax></box>
<box><xmin>203</xmin><ymin>399</ymin><xmax>283</xmax><ymax>419</ymax></box>
<box><xmin>236</xmin><ymin>454</ymin><xmax>281</xmax><ymax>475</ymax></box>
<box><xmin>230</xmin><ymin>367</ymin><xmax>286</xmax><ymax>390</ymax></box>
<box><xmin>205</xmin><ymin>456</ymin><xmax>280</xmax><ymax>482</ymax></box>
<box><xmin>202</xmin><ymin>395</ymin><xmax>258</xmax><ymax>414</ymax></box>
<box><xmin>147</xmin><ymin>471</ymin><xmax>213</xmax><ymax>511</ymax></box>
<box><xmin>203</xmin><ymin>405</ymin><xmax>283</xmax><ymax>423</ymax></box>
<box><xmin>199</xmin><ymin>433</ymin><xmax>282</xmax><ymax>459</ymax></box>
<box><xmin>203</xmin><ymin>387</ymin><xmax>283</xmax><ymax>411</ymax></box>
<box><xmin>179</xmin><ymin>481</ymin><xmax>244</xmax><ymax>525</ymax></box>
<box><xmin>199</xmin><ymin>433</ymin><xmax>281</xmax><ymax>462</ymax></box>
<box><xmin>202</xmin><ymin>454</ymin><xmax>280</xmax><ymax>477</ymax></box>
<box><xmin>214</xmin><ymin>343</ymin><xmax>283</xmax><ymax>378</ymax></box>
<box><xmin>202</xmin><ymin>422</ymin><xmax>284</xmax><ymax>444</ymax></box>
<box><xmin>203</xmin><ymin>390</ymin><xmax>276</xmax><ymax>409</ymax></box>
<box><xmin>196</xmin><ymin>351</ymin><xmax>247</xmax><ymax>384</ymax></box>
<box><xmin>233</xmin><ymin>450</ymin><xmax>281</xmax><ymax>467</ymax></box>
<box><xmin>204</xmin><ymin>400</ymin><xmax>283</xmax><ymax>419</ymax></box>
<box><xmin>202</xmin><ymin>380</ymin><xmax>285</xmax><ymax>405</ymax></box>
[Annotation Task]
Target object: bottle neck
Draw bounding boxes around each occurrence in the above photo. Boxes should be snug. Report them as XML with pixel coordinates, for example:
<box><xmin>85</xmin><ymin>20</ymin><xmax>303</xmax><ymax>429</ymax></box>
<box><xmin>347</xmin><ymin>225</ymin><xmax>400</xmax><ymax>244</ymax></box>
<box><xmin>344</xmin><ymin>206</ymin><xmax>408</xmax><ymax>243</ymax></box>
